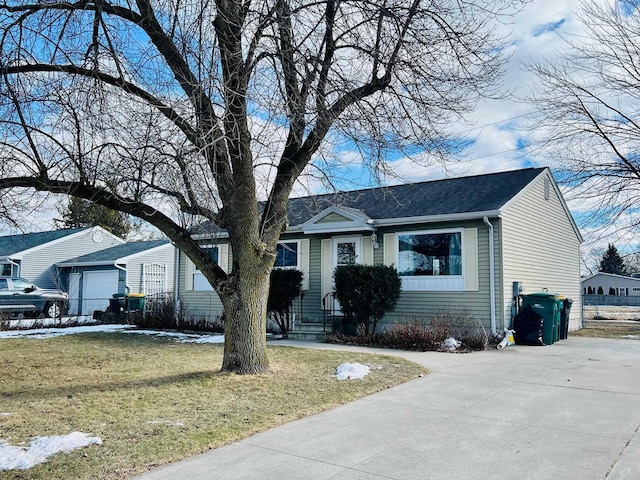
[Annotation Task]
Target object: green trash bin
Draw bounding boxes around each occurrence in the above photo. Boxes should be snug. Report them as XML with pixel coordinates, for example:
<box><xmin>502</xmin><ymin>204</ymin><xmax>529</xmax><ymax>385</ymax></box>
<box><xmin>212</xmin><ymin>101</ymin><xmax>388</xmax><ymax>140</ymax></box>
<box><xmin>125</xmin><ymin>293</ymin><xmax>145</xmax><ymax>312</ymax></box>
<box><xmin>521</xmin><ymin>292</ymin><xmax>562</xmax><ymax>345</ymax></box>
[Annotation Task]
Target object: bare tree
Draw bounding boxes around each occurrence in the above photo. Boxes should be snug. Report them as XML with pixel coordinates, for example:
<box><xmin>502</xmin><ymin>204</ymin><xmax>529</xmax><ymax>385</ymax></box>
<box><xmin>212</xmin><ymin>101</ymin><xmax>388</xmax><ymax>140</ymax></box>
<box><xmin>0</xmin><ymin>0</ymin><xmax>525</xmax><ymax>373</ymax></box>
<box><xmin>529</xmin><ymin>0</ymin><xmax>640</xmax><ymax>239</ymax></box>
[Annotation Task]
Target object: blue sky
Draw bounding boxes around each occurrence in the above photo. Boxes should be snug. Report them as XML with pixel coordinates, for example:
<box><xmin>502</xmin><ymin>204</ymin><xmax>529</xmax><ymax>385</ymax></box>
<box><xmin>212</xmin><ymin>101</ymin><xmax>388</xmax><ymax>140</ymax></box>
<box><xmin>0</xmin><ymin>0</ymin><xmax>630</xmax><ymax>269</ymax></box>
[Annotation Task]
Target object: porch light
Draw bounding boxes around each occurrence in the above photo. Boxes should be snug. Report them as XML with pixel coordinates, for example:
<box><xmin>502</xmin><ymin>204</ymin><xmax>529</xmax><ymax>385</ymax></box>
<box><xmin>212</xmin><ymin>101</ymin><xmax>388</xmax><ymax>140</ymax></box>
<box><xmin>371</xmin><ymin>233</ymin><xmax>379</xmax><ymax>249</ymax></box>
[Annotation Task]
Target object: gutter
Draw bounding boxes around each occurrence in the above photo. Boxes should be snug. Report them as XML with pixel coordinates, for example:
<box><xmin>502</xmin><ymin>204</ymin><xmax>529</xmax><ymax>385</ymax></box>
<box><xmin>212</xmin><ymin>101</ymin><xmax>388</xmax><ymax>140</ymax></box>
<box><xmin>483</xmin><ymin>216</ymin><xmax>498</xmax><ymax>337</ymax></box>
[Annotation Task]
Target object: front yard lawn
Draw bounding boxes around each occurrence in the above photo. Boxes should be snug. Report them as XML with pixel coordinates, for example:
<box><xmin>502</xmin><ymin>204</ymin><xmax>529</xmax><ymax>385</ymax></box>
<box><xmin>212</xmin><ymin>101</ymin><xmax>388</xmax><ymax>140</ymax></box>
<box><xmin>0</xmin><ymin>333</ymin><xmax>425</xmax><ymax>479</ymax></box>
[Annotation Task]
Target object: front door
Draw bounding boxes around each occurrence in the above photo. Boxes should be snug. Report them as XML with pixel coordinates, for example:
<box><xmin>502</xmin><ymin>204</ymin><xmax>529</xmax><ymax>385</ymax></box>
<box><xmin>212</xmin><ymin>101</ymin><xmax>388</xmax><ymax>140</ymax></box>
<box><xmin>332</xmin><ymin>236</ymin><xmax>361</xmax><ymax>312</ymax></box>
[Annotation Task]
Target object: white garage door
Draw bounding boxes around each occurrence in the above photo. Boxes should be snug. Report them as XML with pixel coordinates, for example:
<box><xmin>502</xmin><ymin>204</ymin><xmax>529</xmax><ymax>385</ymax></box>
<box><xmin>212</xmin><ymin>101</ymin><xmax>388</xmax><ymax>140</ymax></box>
<box><xmin>82</xmin><ymin>270</ymin><xmax>119</xmax><ymax>315</ymax></box>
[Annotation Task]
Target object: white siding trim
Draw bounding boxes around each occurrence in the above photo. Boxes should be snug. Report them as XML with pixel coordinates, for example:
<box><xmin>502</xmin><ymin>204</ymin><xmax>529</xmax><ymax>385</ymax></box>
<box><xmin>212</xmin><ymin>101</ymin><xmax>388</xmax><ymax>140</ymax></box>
<box><xmin>383</xmin><ymin>233</ymin><xmax>395</xmax><ymax>266</ymax></box>
<box><xmin>320</xmin><ymin>239</ymin><xmax>332</xmax><ymax>308</ymax></box>
<box><xmin>300</xmin><ymin>239</ymin><xmax>310</xmax><ymax>290</ymax></box>
<box><xmin>463</xmin><ymin>228</ymin><xmax>479</xmax><ymax>291</ymax></box>
<box><xmin>362</xmin><ymin>235</ymin><xmax>374</xmax><ymax>265</ymax></box>
<box><xmin>219</xmin><ymin>244</ymin><xmax>229</xmax><ymax>274</ymax></box>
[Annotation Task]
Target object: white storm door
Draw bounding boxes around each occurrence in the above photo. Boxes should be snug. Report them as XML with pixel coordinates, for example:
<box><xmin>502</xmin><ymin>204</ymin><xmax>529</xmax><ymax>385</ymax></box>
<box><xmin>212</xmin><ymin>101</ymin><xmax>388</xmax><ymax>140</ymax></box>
<box><xmin>332</xmin><ymin>236</ymin><xmax>362</xmax><ymax>312</ymax></box>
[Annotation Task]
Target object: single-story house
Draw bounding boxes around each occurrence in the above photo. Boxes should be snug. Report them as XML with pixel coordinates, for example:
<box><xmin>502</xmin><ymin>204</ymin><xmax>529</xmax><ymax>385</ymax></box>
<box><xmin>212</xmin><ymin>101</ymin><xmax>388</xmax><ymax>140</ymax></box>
<box><xmin>0</xmin><ymin>227</ymin><xmax>125</xmax><ymax>289</ymax></box>
<box><xmin>582</xmin><ymin>272</ymin><xmax>640</xmax><ymax>296</ymax></box>
<box><xmin>57</xmin><ymin>239</ymin><xmax>175</xmax><ymax>315</ymax></box>
<box><xmin>177</xmin><ymin>167</ymin><xmax>583</xmax><ymax>335</ymax></box>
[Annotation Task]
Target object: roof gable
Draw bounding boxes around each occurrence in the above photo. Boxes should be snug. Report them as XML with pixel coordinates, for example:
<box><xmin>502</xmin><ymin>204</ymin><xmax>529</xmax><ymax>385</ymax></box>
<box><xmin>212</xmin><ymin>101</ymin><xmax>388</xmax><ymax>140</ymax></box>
<box><xmin>0</xmin><ymin>228</ymin><xmax>88</xmax><ymax>257</ymax></box>
<box><xmin>302</xmin><ymin>206</ymin><xmax>374</xmax><ymax>234</ymax></box>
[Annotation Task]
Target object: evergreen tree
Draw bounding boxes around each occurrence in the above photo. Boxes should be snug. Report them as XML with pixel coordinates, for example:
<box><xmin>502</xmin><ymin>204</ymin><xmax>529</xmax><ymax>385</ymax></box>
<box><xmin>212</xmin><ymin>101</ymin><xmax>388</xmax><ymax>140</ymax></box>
<box><xmin>599</xmin><ymin>244</ymin><xmax>627</xmax><ymax>276</ymax></box>
<box><xmin>56</xmin><ymin>197</ymin><xmax>131</xmax><ymax>239</ymax></box>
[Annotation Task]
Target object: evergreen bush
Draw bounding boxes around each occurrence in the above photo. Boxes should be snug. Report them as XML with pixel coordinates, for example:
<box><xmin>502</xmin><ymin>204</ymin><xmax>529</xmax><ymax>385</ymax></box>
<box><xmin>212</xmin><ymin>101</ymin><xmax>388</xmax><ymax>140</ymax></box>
<box><xmin>333</xmin><ymin>264</ymin><xmax>401</xmax><ymax>336</ymax></box>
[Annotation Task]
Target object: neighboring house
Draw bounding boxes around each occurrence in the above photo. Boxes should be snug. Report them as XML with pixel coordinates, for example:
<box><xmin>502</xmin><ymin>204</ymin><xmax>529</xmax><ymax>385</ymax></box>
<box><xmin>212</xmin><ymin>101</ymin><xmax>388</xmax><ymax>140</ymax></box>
<box><xmin>57</xmin><ymin>240</ymin><xmax>175</xmax><ymax>315</ymax></box>
<box><xmin>582</xmin><ymin>272</ymin><xmax>640</xmax><ymax>296</ymax></box>
<box><xmin>0</xmin><ymin>227</ymin><xmax>125</xmax><ymax>289</ymax></box>
<box><xmin>176</xmin><ymin>167</ymin><xmax>583</xmax><ymax>334</ymax></box>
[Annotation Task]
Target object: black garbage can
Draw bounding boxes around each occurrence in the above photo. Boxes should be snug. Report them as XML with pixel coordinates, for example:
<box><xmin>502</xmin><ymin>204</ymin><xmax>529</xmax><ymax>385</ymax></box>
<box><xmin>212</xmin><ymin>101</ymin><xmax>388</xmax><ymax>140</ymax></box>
<box><xmin>559</xmin><ymin>297</ymin><xmax>573</xmax><ymax>340</ymax></box>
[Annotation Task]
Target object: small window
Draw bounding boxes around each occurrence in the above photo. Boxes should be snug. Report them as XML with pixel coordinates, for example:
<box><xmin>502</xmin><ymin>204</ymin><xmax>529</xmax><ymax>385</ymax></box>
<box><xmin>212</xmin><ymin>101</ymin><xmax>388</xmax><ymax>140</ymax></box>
<box><xmin>633</xmin><ymin>287</ymin><xmax>640</xmax><ymax>292</ymax></box>
<box><xmin>193</xmin><ymin>247</ymin><xmax>219</xmax><ymax>291</ymax></box>
<box><xmin>275</xmin><ymin>241</ymin><xmax>299</xmax><ymax>269</ymax></box>
<box><xmin>0</xmin><ymin>264</ymin><xmax>11</xmax><ymax>276</ymax></box>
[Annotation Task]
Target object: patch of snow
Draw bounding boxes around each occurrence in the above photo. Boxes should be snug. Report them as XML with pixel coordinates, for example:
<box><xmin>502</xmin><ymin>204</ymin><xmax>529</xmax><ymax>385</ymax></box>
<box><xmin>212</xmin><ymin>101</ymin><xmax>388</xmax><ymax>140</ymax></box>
<box><xmin>1</xmin><ymin>316</ymin><xmax>96</xmax><ymax>330</ymax></box>
<box><xmin>442</xmin><ymin>337</ymin><xmax>461</xmax><ymax>351</ymax></box>
<box><xmin>0</xmin><ymin>432</ymin><xmax>102</xmax><ymax>471</ymax></box>
<box><xmin>146</xmin><ymin>420</ymin><xmax>185</xmax><ymax>427</ymax></box>
<box><xmin>0</xmin><ymin>324</ymin><xmax>224</xmax><ymax>343</ymax></box>
<box><xmin>335</xmin><ymin>362</ymin><xmax>370</xmax><ymax>380</ymax></box>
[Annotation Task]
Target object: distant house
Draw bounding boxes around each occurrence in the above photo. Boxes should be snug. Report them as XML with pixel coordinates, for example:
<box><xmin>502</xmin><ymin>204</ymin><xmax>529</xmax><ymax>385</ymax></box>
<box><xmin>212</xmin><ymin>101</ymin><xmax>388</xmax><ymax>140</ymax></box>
<box><xmin>57</xmin><ymin>240</ymin><xmax>175</xmax><ymax>315</ymax></box>
<box><xmin>176</xmin><ymin>167</ymin><xmax>583</xmax><ymax>335</ymax></box>
<box><xmin>582</xmin><ymin>272</ymin><xmax>640</xmax><ymax>296</ymax></box>
<box><xmin>0</xmin><ymin>227</ymin><xmax>124</xmax><ymax>289</ymax></box>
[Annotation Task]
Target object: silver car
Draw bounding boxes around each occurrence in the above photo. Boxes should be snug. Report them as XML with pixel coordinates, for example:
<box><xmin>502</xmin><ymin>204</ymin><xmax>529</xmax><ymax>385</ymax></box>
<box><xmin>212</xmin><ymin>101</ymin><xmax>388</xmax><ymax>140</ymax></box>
<box><xmin>0</xmin><ymin>277</ymin><xmax>69</xmax><ymax>318</ymax></box>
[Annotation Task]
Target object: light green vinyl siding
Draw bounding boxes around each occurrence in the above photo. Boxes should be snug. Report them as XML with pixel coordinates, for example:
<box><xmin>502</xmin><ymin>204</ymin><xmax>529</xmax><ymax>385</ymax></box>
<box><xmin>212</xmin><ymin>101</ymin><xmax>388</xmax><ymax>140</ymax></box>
<box><xmin>500</xmin><ymin>171</ymin><xmax>582</xmax><ymax>331</ymax></box>
<box><xmin>374</xmin><ymin>220</ymin><xmax>497</xmax><ymax>331</ymax></box>
<box><xmin>125</xmin><ymin>244</ymin><xmax>175</xmax><ymax>294</ymax></box>
<box><xmin>297</xmin><ymin>221</ymin><xmax>497</xmax><ymax>331</ymax></box>
<box><xmin>177</xmin><ymin>246</ymin><xmax>225</xmax><ymax>321</ymax></box>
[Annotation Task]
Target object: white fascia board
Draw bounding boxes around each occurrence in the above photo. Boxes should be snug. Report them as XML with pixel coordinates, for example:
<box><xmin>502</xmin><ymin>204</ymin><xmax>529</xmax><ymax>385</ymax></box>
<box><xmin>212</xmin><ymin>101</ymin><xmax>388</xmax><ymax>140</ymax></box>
<box><xmin>56</xmin><ymin>260</ymin><xmax>117</xmax><ymax>267</ymax></box>
<box><xmin>191</xmin><ymin>231</ymin><xmax>230</xmax><ymax>241</ymax></box>
<box><xmin>373</xmin><ymin>210</ymin><xmax>501</xmax><ymax>227</ymax></box>
<box><xmin>302</xmin><ymin>223</ymin><xmax>375</xmax><ymax>235</ymax></box>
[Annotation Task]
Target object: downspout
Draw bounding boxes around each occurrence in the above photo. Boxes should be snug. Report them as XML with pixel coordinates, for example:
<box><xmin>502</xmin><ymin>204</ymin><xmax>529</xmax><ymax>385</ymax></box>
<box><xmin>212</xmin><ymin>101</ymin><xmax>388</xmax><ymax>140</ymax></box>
<box><xmin>114</xmin><ymin>264</ymin><xmax>130</xmax><ymax>294</ymax></box>
<box><xmin>483</xmin><ymin>217</ymin><xmax>498</xmax><ymax>337</ymax></box>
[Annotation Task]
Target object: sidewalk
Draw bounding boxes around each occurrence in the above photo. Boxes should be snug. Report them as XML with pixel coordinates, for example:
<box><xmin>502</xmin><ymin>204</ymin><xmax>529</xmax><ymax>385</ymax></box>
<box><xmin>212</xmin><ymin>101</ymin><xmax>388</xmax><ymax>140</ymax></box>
<box><xmin>135</xmin><ymin>337</ymin><xmax>640</xmax><ymax>480</ymax></box>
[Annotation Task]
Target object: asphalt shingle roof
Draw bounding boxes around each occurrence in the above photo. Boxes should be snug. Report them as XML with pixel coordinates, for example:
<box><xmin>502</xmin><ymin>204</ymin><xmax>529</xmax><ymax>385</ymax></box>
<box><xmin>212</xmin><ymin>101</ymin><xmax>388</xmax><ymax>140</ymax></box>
<box><xmin>0</xmin><ymin>228</ymin><xmax>88</xmax><ymax>257</ymax></box>
<box><xmin>191</xmin><ymin>167</ymin><xmax>546</xmax><ymax>235</ymax></box>
<box><xmin>59</xmin><ymin>239</ymin><xmax>170</xmax><ymax>264</ymax></box>
<box><xmin>286</xmin><ymin>167</ymin><xmax>545</xmax><ymax>225</ymax></box>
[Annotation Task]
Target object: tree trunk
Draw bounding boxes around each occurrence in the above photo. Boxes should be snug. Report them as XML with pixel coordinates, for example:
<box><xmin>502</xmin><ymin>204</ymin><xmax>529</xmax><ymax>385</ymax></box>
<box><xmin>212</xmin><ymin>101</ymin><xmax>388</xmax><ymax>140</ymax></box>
<box><xmin>220</xmin><ymin>266</ymin><xmax>270</xmax><ymax>374</ymax></box>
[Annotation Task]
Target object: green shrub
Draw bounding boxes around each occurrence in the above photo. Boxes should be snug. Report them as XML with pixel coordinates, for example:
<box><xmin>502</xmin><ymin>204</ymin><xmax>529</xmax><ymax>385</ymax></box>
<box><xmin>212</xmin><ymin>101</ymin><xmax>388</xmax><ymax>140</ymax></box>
<box><xmin>267</xmin><ymin>268</ymin><xmax>303</xmax><ymax>335</ymax></box>
<box><xmin>333</xmin><ymin>264</ymin><xmax>401</xmax><ymax>336</ymax></box>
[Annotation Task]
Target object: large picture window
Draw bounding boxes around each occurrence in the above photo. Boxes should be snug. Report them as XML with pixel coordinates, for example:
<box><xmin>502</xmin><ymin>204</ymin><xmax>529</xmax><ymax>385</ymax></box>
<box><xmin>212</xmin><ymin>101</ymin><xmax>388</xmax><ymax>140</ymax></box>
<box><xmin>275</xmin><ymin>241</ymin><xmax>299</xmax><ymax>268</ymax></box>
<box><xmin>398</xmin><ymin>231</ymin><xmax>462</xmax><ymax>277</ymax></box>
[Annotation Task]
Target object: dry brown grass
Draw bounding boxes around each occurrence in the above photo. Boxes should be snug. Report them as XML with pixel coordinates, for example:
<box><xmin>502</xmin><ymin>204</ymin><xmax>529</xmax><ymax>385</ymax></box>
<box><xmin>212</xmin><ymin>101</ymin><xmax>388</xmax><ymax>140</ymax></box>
<box><xmin>0</xmin><ymin>332</ymin><xmax>425</xmax><ymax>479</ymax></box>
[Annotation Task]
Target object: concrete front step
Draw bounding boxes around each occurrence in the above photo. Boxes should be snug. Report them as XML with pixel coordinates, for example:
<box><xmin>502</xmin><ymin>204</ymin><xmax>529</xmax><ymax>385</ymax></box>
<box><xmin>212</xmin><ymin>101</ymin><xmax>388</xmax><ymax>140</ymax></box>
<box><xmin>285</xmin><ymin>322</ymin><xmax>332</xmax><ymax>341</ymax></box>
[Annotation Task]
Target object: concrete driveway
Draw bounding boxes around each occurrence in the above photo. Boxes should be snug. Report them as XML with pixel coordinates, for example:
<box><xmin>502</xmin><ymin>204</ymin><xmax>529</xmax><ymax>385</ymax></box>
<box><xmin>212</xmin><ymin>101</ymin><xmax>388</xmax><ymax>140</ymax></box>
<box><xmin>135</xmin><ymin>337</ymin><xmax>640</xmax><ymax>480</ymax></box>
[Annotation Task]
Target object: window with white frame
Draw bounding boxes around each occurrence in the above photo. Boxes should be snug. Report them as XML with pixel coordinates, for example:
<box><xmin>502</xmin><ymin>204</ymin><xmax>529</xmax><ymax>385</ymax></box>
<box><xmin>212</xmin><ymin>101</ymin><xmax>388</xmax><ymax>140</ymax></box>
<box><xmin>274</xmin><ymin>241</ymin><xmax>299</xmax><ymax>269</ymax></box>
<box><xmin>0</xmin><ymin>264</ymin><xmax>11</xmax><ymax>276</ymax></box>
<box><xmin>397</xmin><ymin>229</ymin><xmax>463</xmax><ymax>291</ymax></box>
<box><xmin>193</xmin><ymin>246</ymin><xmax>219</xmax><ymax>291</ymax></box>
